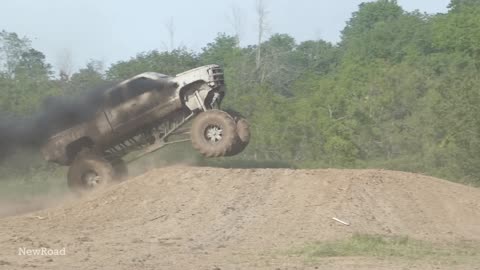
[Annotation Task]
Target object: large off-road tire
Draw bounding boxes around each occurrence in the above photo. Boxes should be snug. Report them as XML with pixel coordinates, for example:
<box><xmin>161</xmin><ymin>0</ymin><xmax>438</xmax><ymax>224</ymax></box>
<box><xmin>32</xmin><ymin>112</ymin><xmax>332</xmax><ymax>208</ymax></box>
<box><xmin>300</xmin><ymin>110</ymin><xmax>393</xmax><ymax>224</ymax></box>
<box><xmin>67</xmin><ymin>151</ymin><xmax>114</xmax><ymax>193</ymax></box>
<box><xmin>191</xmin><ymin>110</ymin><xmax>237</xmax><ymax>158</ymax></box>
<box><xmin>225</xmin><ymin>110</ymin><xmax>251</xmax><ymax>156</ymax></box>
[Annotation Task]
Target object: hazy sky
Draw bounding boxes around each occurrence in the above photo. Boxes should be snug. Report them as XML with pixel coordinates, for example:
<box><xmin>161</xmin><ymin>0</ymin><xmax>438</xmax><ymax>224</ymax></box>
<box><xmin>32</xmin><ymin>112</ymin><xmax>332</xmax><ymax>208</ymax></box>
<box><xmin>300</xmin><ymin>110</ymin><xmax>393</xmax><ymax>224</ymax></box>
<box><xmin>0</xmin><ymin>0</ymin><xmax>450</xmax><ymax>71</ymax></box>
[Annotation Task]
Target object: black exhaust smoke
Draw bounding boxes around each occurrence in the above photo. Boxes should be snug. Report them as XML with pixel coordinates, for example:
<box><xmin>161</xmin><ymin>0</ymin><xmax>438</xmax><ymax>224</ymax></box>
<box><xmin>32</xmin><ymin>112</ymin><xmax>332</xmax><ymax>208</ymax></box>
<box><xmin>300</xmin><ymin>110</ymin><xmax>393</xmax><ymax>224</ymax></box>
<box><xmin>0</xmin><ymin>87</ymin><xmax>107</xmax><ymax>162</ymax></box>
<box><xmin>0</xmin><ymin>76</ymin><xmax>177</xmax><ymax>163</ymax></box>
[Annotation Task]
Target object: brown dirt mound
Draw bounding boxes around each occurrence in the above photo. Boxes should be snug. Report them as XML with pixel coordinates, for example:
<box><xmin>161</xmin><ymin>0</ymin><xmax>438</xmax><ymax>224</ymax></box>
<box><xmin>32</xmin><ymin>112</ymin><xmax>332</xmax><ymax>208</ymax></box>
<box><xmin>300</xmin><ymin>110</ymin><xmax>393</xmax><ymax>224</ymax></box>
<box><xmin>0</xmin><ymin>167</ymin><xmax>479</xmax><ymax>269</ymax></box>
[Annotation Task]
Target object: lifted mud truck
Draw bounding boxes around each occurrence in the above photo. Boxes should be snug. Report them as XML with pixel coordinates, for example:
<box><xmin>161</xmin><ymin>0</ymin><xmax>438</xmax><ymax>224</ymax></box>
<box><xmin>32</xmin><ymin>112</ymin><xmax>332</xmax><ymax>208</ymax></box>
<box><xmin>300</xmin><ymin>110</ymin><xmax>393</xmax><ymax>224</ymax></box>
<box><xmin>41</xmin><ymin>65</ymin><xmax>250</xmax><ymax>192</ymax></box>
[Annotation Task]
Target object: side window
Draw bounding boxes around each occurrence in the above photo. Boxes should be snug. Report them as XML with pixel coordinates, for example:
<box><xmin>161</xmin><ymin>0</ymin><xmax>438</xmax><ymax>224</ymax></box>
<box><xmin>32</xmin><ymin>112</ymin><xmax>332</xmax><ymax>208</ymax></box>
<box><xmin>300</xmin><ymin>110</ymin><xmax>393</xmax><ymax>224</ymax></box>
<box><xmin>108</xmin><ymin>89</ymin><xmax>124</xmax><ymax>107</ymax></box>
<box><xmin>106</xmin><ymin>77</ymin><xmax>154</xmax><ymax>107</ymax></box>
<box><xmin>125</xmin><ymin>78</ymin><xmax>151</xmax><ymax>99</ymax></box>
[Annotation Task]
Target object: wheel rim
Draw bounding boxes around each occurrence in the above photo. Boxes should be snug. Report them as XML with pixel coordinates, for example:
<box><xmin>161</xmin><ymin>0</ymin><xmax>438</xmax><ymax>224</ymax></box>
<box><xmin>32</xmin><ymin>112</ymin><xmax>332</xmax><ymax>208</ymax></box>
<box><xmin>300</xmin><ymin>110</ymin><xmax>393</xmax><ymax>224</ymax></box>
<box><xmin>82</xmin><ymin>170</ymin><xmax>101</xmax><ymax>188</ymax></box>
<box><xmin>205</xmin><ymin>124</ymin><xmax>223</xmax><ymax>143</ymax></box>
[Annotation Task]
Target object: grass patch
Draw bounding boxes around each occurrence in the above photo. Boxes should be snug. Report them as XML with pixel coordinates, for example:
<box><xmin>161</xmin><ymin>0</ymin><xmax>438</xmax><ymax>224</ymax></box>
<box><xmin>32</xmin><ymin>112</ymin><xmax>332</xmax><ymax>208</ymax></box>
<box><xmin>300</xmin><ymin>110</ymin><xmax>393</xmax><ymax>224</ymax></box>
<box><xmin>0</xmin><ymin>177</ymin><xmax>67</xmax><ymax>200</ymax></box>
<box><xmin>0</xmin><ymin>167</ymin><xmax>67</xmax><ymax>200</ymax></box>
<box><xmin>292</xmin><ymin>234</ymin><xmax>480</xmax><ymax>262</ymax></box>
<box><xmin>204</xmin><ymin>158</ymin><xmax>296</xmax><ymax>169</ymax></box>
<box><xmin>0</xmin><ymin>151</ymin><xmax>67</xmax><ymax>199</ymax></box>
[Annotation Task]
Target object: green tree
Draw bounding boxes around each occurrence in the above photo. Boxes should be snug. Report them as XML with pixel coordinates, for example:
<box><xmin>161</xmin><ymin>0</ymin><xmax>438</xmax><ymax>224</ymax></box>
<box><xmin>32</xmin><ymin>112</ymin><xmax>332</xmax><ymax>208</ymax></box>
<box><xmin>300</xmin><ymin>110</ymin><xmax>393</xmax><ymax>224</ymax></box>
<box><xmin>66</xmin><ymin>60</ymin><xmax>106</xmax><ymax>94</ymax></box>
<box><xmin>448</xmin><ymin>0</ymin><xmax>480</xmax><ymax>11</ymax></box>
<box><xmin>0</xmin><ymin>31</ymin><xmax>56</xmax><ymax>114</ymax></box>
<box><xmin>433</xmin><ymin>5</ymin><xmax>480</xmax><ymax>62</ymax></box>
<box><xmin>106</xmin><ymin>48</ymin><xmax>199</xmax><ymax>80</ymax></box>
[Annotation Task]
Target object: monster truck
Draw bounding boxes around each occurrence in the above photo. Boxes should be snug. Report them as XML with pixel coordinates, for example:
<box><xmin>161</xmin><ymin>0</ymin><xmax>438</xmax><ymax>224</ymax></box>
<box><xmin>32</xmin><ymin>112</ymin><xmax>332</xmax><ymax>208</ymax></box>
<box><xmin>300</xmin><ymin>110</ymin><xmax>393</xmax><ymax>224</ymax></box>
<box><xmin>41</xmin><ymin>65</ymin><xmax>250</xmax><ymax>192</ymax></box>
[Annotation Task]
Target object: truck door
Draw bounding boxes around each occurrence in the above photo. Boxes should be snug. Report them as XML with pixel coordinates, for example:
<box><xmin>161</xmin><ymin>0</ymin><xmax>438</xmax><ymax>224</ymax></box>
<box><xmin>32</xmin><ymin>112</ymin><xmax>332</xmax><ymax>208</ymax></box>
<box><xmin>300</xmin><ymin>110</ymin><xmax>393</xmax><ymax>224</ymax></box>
<box><xmin>104</xmin><ymin>82</ymin><xmax>159</xmax><ymax>134</ymax></box>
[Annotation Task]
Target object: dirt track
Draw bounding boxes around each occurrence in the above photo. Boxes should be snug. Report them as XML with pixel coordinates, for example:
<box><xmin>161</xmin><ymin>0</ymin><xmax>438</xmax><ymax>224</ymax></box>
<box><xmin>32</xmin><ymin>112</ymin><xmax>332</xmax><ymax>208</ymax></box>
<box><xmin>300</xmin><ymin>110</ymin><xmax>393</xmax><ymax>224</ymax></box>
<box><xmin>0</xmin><ymin>167</ymin><xmax>479</xmax><ymax>269</ymax></box>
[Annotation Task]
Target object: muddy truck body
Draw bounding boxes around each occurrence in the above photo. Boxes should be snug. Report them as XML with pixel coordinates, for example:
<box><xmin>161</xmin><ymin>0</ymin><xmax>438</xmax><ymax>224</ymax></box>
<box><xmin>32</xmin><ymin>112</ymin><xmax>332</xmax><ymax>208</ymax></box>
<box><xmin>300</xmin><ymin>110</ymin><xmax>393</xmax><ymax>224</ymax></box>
<box><xmin>41</xmin><ymin>65</ymin><xmax>250</xmax><ymax>192</ymax></box>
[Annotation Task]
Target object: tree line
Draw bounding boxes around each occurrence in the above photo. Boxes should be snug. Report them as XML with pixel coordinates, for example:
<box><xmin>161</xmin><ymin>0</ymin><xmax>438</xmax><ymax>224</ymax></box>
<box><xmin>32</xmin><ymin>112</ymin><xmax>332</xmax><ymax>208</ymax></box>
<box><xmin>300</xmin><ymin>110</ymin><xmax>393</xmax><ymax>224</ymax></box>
<box><xmin>0</xmin><ymin>0</ymin><xmax>479</xmax><ymax>185</ymax></box>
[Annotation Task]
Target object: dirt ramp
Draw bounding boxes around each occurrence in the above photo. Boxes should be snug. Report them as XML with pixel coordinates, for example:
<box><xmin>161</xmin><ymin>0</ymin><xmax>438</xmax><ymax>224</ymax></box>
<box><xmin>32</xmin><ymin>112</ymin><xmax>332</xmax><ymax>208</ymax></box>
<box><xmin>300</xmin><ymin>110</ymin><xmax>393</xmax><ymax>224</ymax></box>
<box><xmin>31</xmin><ymin>167</ymin><xmax>479</xmax><ymax>241</ymax></box>
<box><xmin>0</xmin><ymin>167</ymin><xmax>479</xmax><ymax>269</ymax></box>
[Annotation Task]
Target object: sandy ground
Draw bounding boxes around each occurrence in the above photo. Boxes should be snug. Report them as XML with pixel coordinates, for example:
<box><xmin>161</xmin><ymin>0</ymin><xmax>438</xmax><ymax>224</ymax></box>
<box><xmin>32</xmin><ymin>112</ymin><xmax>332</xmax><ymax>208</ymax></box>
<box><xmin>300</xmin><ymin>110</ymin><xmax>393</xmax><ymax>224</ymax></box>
<box><xmin>0</xmin><ymin>167</ymin><xmax>479</xmax><ymax>269</ymax></box>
